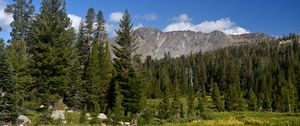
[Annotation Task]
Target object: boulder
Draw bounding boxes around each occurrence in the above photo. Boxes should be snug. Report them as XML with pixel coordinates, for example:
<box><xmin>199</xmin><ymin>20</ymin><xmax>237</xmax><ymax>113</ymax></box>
<box><xmin>50</xmin><ymin>110</ymin><xmax>65</xmax><ymax>120</ymax></box>
<box><xmin>124</xmin><ymin>122</ymin><xmax>130</xmax><ymax>126</ymax></box>
<box><xmin>39</xmin><ymin>105</ymin><xmax>45</xmax><ymax>108</ymax></box>
<box><xmin>62</xmin><ymin>120</ymin><xmax>67</xmax><ymax>124</ymax></box>
<box><xmin>16</xmin><ymin>115</ymin><xmax>31</xmax><ymax>126</ymax></box>
<box><xmin>97</xmin><ymin>113</ymin><xmax>108</xmax><ymax>120</ymax></box>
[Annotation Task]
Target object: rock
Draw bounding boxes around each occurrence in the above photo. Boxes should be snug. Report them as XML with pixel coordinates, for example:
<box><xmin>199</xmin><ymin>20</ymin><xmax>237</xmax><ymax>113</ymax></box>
<box><xmin>87</xmin><ymin>117</ymin><xmax>92</xmax><ymax>120</ymax></box>
<box><xmin>50</xmin><ymin>110</ymin><xmax>65</xmax><ymax>120</ymax></box>
<box><xmin>97</xmin><ymin>113</ymin><xmax>108</xmax><ymax>120</ymax></box>
<box><xmin>118</xmin><ymin>121</ymin><xmax>124</xmax><ymax>125</ymax></box>
<box><xmin>16</xmin><ymin>115</ymin><xmax>31</xmax><ymax>126</ymax></box>
<box><xmin>101</xmin><ymin>123</ymin><xmax>106</xmax><ymax>126</ymax></box>
<box><xmin>48</xmin><ymin>105</ymin><xmax>53</xmax><ymax>110</ymax></box>
<box><xmin>112</xmin><ymin>27</ymin><xmax>273</xmax><ymax>60</ymax></box>
<box><xmin>67</xmin><ymin>110</ymin><xmax>74</xmax><ymax>113</ymax></box>
<box><xmin>39</xmin><ymin>105</ymin><xmax>45</xmax><ymax>108</ymax></box>
<box><xmin>62</xmin><ymin>120</ymin><xmax>67</xmax><ymax>124</ymax></box>
<box><xmin>85</xmin><ymin>113</ymin><xmax>91</xmax><ymax>117</ymax></box>
<box><xmin>124</xmin><ymin>122</ymin><xmax>130</xmax><ymax>126</ymax></box>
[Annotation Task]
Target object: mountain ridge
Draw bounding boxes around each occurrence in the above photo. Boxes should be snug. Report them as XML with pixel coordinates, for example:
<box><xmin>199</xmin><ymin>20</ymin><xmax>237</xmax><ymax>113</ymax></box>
<box><xmin>130</xmin><ymin>27</ymin><xmax>274</xmax><ymax>59</ymax></box>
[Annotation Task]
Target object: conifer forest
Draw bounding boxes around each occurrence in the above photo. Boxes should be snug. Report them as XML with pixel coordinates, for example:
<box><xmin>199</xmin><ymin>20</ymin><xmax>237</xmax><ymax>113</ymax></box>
<box><xmin>0</xmin><ymin>0</ymin><xmax>300</xmax><ymax>125</ymax></box>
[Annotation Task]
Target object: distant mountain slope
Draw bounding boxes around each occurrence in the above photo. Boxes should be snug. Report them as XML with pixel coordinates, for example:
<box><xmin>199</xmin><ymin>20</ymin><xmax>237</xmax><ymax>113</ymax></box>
<box><xmin>109</xmin><ymin>27</ymin><xmax>274</xmax><ymax>60</ymax></box>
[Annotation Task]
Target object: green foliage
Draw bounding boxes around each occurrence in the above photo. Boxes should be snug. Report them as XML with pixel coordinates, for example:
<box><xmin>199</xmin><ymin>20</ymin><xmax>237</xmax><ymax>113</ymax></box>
<box><xmin>248</xmin><ymin>89</ymin><xmax>257</xmax><ymax>111</ymax></box>
<box><xmin>159</xmin><ymin>69</ymin><xmax>171</xmax><ymax>119</ymax></box>
<box><xmin>171</xmin><ymin>77</ymin><xmax>183</xmax><ymax>119</ymax></box>
<box><xmin>225</xmin><ymin>84</ymin><xmax>245</xmax><ymax>111</ymax></box>
<box><xmin>27</xmin><ymin>0</ymin><xmax>76</xmax><ymax>106</ymax></box>
<box><xmin>0</xmin><ymin>38</ymin><xmax>18</xmax><ymax>125</ymax></box>
<box><xmin>5</xmin><ymin>0</ymin><xmax>35</xmax><ymax>114</ymax></box>
<box><xmin>113</xmin><ymin>9</ymin><xmax>142</xmax><ymax>116</ymax></box>
<box><xmin>79</xmin><ymin>105</ymin><xmax>87</xmax><ymax>124</ymax></box>
<box><xmin>5</xmin><ymin>0</ymin><xmax>34</xmax><ymax>40</ymax></box>
<box><xmin>212</xmin><ymin>82</ymin><xmax>224</xmax><ymax>111</ymax></box>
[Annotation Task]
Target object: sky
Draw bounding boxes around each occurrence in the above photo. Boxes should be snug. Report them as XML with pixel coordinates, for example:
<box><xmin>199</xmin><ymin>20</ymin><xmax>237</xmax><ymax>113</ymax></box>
<box><xmin>1</xmin><ymin>0</ymin><xmax>300</xmax><ymax>41</ymax></box>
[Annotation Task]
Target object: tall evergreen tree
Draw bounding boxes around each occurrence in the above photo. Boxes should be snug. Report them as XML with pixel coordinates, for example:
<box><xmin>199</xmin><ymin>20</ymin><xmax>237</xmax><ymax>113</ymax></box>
<box><xmin>0</xmin><ymin>36</ymin><xmax>17</xmax><ymax>124</ymax></box>
<box><xmin>27</xmin><ymin>0</ymin><xmax>76</xmax><ymax>106</ymax></box>
<box><xmin>95</xmin><ymin>10</ymin><xmax>113</xmax><ymax>112</ymax></box>
<box><xmin>212</xmin><ymin>82</ymin><xmax>224</xmax><ymax>111</ymax></box>
<box><xmin>248</xmin><ymin>88</ymin><xmax>257</xmax><ymax>111</ymax></box>
<box><xmin>113</xmin><ymin>10</ymin><xmax>142</xmax><ymax>116</ymax></box>
<box><xmin>5</xmin><ymin>0</ymin><xmax>34</xmax><ymax>41</ymax></box>
<box><xmin>78</xmin><ymin>8</ymin><xmax>95</xmax><ymax>72</ymax></box>
<box><xmin>64</xmin><ymin>43</ymin><xmax>85</xmax><ymax>110</ymax></box>
<box><xmin>171</xmin><ymin>76</ymin><xmax>182</xmax><ymax>118</ymax></box>
<box><xmin>225</xmin><ymin>84</ymin><xmax>245</xmax><ymax>111</ymax></box>
<box><xmin>159</xmin><ymin>68</ymin><xmax>171</xmax><ymax>119</ymax></box>
<box><xmin>5</xmin><ymin>0</ymin><xmax>35</xmax><ymax>112</ymax></box>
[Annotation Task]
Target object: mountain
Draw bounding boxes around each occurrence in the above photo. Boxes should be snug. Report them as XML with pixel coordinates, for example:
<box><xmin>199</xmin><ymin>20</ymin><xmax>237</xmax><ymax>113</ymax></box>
<box><xmin>109</xmin><ymin>27</ymin><xmax>274</xmax><ymax>60</ymax></box>
<box><xmin>133</xmin><ymin>27</ymin><xmax>274</xmax><ymax>59</ymax></box>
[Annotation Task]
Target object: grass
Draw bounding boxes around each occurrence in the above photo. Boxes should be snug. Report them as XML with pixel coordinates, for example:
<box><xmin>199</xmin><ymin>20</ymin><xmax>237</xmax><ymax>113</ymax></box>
<box><xmin>24</xmin><ymin>97</ymin><xmax>300</xmax><ymax>125</ymax></box>
<box><xmin>161</xmin><ymin>112</ymin><xmax>300</xmax><ymax>126</ymax></box>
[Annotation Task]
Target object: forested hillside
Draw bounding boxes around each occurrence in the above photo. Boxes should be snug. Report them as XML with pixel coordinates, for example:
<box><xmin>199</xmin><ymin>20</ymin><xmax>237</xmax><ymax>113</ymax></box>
<box><xmin>0</xmin><ymin>0</ymin><xmax>300</xmax><ymax>125</ymax></box>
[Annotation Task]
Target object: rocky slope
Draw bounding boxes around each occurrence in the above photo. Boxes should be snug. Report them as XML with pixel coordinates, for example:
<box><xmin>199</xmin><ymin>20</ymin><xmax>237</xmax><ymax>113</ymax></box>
<box><xmin>110</xmin><ymin>27</ymin><xmax>274</xmax><ymax>60</ymax></box>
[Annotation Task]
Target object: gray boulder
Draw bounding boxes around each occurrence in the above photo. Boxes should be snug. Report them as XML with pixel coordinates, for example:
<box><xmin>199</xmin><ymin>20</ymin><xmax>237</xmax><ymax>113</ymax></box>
<box><xmin>50</xmin><ymin>110</ymin><xmax>65</xmax><ymax>120</ymax></box>
<box><xmin>16</xmin><ymin>115</ymin><xmax>31</xmax><ymax>126</ymax></box>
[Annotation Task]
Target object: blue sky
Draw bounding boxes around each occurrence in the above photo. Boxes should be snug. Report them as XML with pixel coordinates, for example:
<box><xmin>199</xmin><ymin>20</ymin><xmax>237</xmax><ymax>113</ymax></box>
<box><xmin>1</xmin><ymin>0</ymin><xmax>300</xmax><ymax>41</ymax></box>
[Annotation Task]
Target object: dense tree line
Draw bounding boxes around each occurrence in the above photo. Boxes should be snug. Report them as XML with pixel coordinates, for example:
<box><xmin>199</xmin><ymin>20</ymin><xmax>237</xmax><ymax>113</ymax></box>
<box><xmin>142</xmin><ymin>34</ymin><xmax>300</xmax><ymax>114</ymax></box>
<box><xmin>0</xmin><ymin>0</ymin><xmax>299</xmax><ymax>125</ymax></box>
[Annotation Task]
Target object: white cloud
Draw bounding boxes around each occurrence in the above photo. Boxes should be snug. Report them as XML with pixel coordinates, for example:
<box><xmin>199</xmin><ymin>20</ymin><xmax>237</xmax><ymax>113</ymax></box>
<box><xmin>136</xmin><ymin>13</ymin><xmax>157</xmax><ymax>21</ymax></box>
<box><xmin>68</xmin><ymin>14</ymin><xmax>82</xmax><ymax>32</ymax></box>
<box><xmin>109</xmin><ymin>12</ymin><xmax>123</xmax><ymax>23</ymax></box>
<box><xmin>172</xmin><ymin>13</ymin><xmax>191</xmax><ymax>22</ymax></box>
<box><xmin>164</xmin><ymin>14</ymin><xmax>249</xmax><ymax>35</ymax></box>
<box><xmin>0</xmin><ymin>1</ymin><xmax>13</xmax><ymax>32</ymax></box>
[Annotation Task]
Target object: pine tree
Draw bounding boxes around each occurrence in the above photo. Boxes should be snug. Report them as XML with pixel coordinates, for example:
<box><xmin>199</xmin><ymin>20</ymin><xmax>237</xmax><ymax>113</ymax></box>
<box><xmin>187</xmin><ymin>89</ymin><xmax>195</xmax><ymax>117</ymax></box>
<box><xmin>5</xmin><ymin>0</ymin><xmax>34</xmax><ymax>41</ymax></box>
<box><xmin>64</xmin><ymin>43</ymin><xmax>85</xmax><ymax>110</ymax></box>
<box><xmin>197</xmin><ymin>88</ymin><xmax>206</xmax><ymax>114</ymax></box>
<box><xmin>212</xmin><ymin>82</ymin><xmax>224</xmax><ymax>112</ymax></box>
<box><xmin>248</xmin><ymin>88</ymin><xmax>257</xmax><ymax>111</ymax></box>
<box><xmin>5</xmin><ymin>0</ymin><xmax>34</xmax><ymax>112</ymax></box>
<box><xmin>225</xmin><ymin>84</ymin><xmax>245</xmax><ymax>111</ymax></box>
<box><xmin>171</xmin><ymin>76</ymin><xmax>182</xmax><ymax>118</ymax></box>
<box><xmin>159</xmin><ymin>68</ymin><xmax>171</xmax><ymax>119</ymax></box>
<box><xmin>85</xmin><ymin>41</ymin><xmax>101</xmax><ymax>111</ymax></box>
<box><xmin>0</xmin><ymin>37</ymin><xmax>17</xmax><ymax>124</ymax></box>
<box><xmin>95</xmin><ymin>10</ymin><xmax>113</xmax><ymax>112</ymax></box>
<box><xmin>27</xmin><ymin>0</ymin><xmax>76</xmax><ymax>106</ymax></box>
<box><xmin>113</xmin><ymin>10</ymin><xmax>142</xmax><ymax>116</ymax></box>
<box><xmin>78</xmin><ymin>8</ymin><xmax>95</xmax><ymax>72</ymax></box>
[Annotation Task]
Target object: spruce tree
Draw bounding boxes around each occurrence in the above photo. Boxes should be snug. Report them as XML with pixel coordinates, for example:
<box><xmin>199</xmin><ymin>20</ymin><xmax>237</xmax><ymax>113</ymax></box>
<box><xmin>27</xmin><ymin>0</ymin><xmax>76</xmax><ymax>106</ymax></box>
<box><xmin>248</xmin><ymin>88</ymin><xmax>257</xmax><ymax>111</ymax></box>
<box><xmin>113</xmin><ymin>10</ymin><xmax>142</xmax><ymax>116</ymax></box>
<box><xmin>5</xmin><ymin>0</ymin><xmax>34</xmax><ymax>112</ymax></box>
<box><xmin>0</xmin><ymin>37</ymin><xmax>17</xmax><ymax>124</ymax></box>
<box><xmin>95</xmin><ymin>10</ymin><xmax>113</xmax><ymax>112</ymax></box>
<box><xmin>64</xmin><ymin>43</ymin><xmax>85</xmax><ymax>110</ymax></box>
<box><xmin>78</xmin><ymin>8</ymin><xmax>95</xmax><ymax>72</ymax></box>
<box><xmin>212</xmin><ymin>82</ymin><xmax>224</xmax><ymax>112</ymax></box>
<box><xmin>85</xmin><ymin>41</ymin><xmax>101</xmax><ymax>111</ymax></box>
<box><xmin>171</xmin><ymin>76</ymin><xmax>182</xmax><ymax>118</ymax></box>
<box><xmin>5</xmin><ymin>0</ymin><xmax>34</xmax><ymax>41</ymax></box>
<box><xmin>159</xmin><ymin>68</ymin><xmax>170</xmax><ymax>119</ymax></box>
<box><xmin>225</xmin><ymin>84</ymin><xmax>245</xmax><ymax>111</ymax></box>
